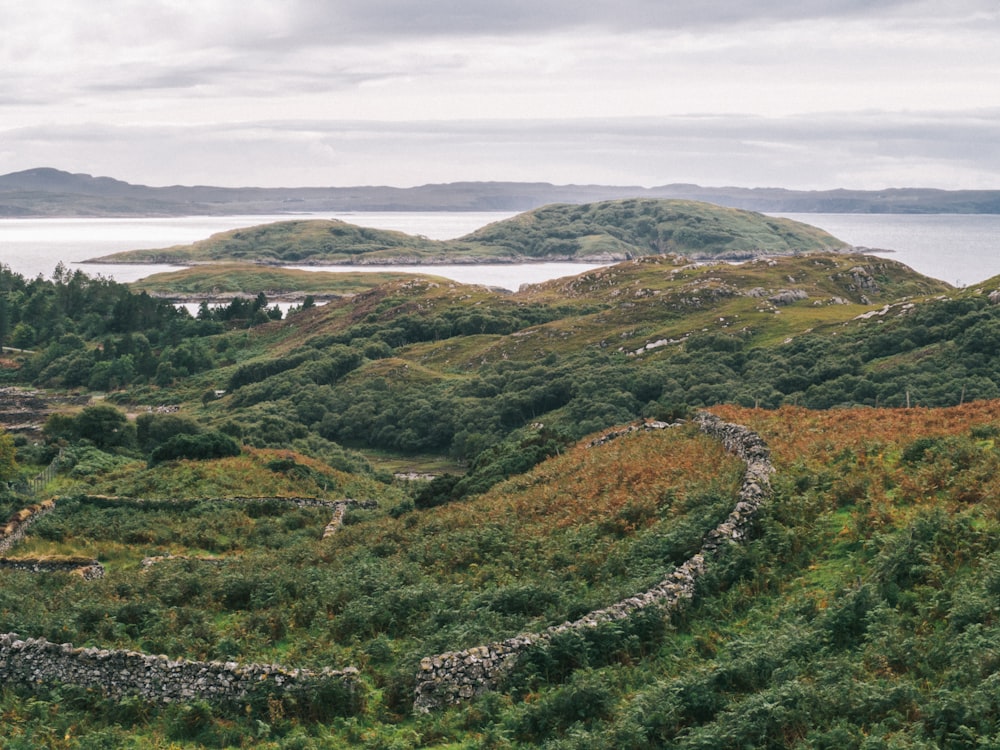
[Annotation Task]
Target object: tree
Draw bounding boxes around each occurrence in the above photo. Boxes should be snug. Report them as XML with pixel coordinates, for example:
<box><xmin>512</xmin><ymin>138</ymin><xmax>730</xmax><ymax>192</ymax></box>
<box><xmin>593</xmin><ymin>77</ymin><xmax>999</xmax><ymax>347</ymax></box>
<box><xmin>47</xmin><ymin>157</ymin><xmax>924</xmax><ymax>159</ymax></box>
<box><xmin>136</xmin><ymin>412</ymin><xmax>203</xmax><ymax>453</ymax></box>
<box><xmin>148</xmin><ymin>431</ymin><xmax>241</xmax><ymax>466</ymax></box>
<box><xmin>74</xmin><ymin>404</ymin><xmax>136</xmax><ymax>450</ymax></box>
<box><xmin>11</xmin><ymin>322</ymin><xmax>36</xmax><ymax>349</ymax></box>
<box><xmin>0</xmin><ymin>431</ymin><xmax>16</xmax><ymax>482</ymax></box>
<box><xmin>0</xmin><ymin>294</ymin><xmax>9</xmax><ymax>348</ymax></box>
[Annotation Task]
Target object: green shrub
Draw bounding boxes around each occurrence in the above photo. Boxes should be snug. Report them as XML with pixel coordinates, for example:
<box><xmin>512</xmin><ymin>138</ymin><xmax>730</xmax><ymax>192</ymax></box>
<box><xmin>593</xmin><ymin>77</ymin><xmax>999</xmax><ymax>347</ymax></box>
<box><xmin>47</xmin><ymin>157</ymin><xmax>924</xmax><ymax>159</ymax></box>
<box><xmin>148</xmin><ymin>431</ymin><xmax>241</xmax><ymax>466</ymax></box>
<box><xmin>135</xmin><ymin>412</ymin><xmax>203</xmax><ymax>453</ymax></box>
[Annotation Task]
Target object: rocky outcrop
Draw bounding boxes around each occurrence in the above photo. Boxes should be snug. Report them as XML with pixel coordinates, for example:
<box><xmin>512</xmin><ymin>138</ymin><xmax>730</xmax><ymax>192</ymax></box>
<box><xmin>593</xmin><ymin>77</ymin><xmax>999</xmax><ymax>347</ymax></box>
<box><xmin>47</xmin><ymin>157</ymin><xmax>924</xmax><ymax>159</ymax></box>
<box><xmin>768</xmin><ymin>289</ymin><xmax>809</xmax><ymax>305</ymax></box>
<box><xmin>0</xmin><ymin>632</ymin><xmax>357</xmax><ymax>705</ymax></box>
<box><xmin>412</xmin><ymin>412</ymin><xmax>773</xmax><ymax>711</ymax></box>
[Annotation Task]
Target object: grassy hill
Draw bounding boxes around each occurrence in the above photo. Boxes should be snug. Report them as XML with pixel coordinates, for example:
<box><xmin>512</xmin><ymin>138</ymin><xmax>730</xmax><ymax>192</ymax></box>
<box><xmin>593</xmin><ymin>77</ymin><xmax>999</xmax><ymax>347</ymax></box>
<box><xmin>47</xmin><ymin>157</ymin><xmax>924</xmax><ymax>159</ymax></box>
<box><xmin>461</xmin><ymin>199</ymin><xmax>848</xmax><ymax>260</ymax></box>
<box><xmin>87</xmin><ymin>199</ymin><xmax>850</xmax><ymax>266</ymax></box>
<box><xmin>12</xmin><ymin>233</ymin><xmax>1000</xmax><ymax>745</ymax></box>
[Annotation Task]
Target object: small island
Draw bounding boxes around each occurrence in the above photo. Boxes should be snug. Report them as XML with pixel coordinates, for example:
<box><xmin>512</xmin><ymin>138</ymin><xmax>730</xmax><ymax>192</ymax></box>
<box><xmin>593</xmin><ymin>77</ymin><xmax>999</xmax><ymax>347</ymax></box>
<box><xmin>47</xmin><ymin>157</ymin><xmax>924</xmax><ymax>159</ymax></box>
<box><xmin>86</xmin><ymin>198</ymin><xmax>850</xmax><ymax>267</ymax></box>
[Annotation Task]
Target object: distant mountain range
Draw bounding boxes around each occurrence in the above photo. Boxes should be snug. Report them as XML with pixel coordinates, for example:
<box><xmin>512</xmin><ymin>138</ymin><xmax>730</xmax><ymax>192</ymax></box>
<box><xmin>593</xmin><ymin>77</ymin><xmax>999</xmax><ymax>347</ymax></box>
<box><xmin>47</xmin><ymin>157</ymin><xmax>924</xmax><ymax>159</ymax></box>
<box><xmin>2</xmin><ymin>167</ymin><xmax>999</xmax><ymax>216</ymax></box>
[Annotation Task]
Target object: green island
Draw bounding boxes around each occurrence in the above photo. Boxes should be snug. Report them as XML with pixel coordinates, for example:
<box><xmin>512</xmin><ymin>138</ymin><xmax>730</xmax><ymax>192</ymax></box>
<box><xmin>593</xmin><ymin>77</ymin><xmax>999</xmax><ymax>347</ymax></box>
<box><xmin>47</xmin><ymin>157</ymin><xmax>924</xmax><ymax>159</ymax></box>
<box><xmin>6</xmin><ymin>205</ymin><xmax>1000</xmax><ymax>747</ymax></box>
<box><xmin>86</xmin><ymin>198</ymin><xmax>849</xmax><ymax>266</ymax></box>
<box><xmin>130</xmin><ymin>265</ymin><xmax>449</xmax><ymax>302</ymax></box>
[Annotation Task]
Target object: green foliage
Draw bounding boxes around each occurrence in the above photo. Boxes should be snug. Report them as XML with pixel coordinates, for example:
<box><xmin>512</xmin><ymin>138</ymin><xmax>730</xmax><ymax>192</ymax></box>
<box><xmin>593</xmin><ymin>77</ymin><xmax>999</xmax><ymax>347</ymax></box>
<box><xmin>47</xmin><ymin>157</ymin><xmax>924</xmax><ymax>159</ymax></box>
<box><xmin>414</xmin><ymin>427</ymin><xmax>573</xmax><ymax>507</ymax></box>
<box><xmin>135</xmin><ymin>412</ymin><xmax>203</xmax><ymax>453</ymax></box>
<box><xmin>44</xmin><ymin>404</ymin><xmax>136</xmax><ymax>451</ymax></box>
<box><xmin>13</xmin><ymin>216</ymin><xmax>1000</xmax><ymax>747</ymax></box>
<box><xmin>0</xmin><ymin>430</ymin><xmax>17</xmax><ymax>482</ymax></box>
<box><xmin>147</xmin><ymin>431</ymin><xmax>241</xmax><ymax>466</ymax></box>
<box><xmin>461</xmin><ymin>198</ymin><xmax>847</xmax><ymax>260</ymax></box>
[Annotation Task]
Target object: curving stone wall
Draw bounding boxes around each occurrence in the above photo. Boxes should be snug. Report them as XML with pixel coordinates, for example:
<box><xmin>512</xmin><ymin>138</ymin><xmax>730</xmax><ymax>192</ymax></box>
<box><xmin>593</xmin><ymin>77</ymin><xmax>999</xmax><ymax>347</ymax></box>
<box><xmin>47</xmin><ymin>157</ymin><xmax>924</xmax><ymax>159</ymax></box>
<box><xmin>413</xmin><ymin>412</ymin><xmax>773</xmax><ymax>711</ymax></box>
<box><xmin>0</xmin><ymin>632</ymin><xmax>357</xmax><ymax>705</ymax></box>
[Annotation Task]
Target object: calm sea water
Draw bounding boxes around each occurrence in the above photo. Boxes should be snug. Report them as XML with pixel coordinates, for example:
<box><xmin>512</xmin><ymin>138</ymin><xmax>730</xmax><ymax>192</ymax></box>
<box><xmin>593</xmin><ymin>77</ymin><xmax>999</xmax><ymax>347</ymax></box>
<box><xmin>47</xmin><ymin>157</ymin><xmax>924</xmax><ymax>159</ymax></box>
<box><xmin>0</xmin><ymin>211</ymin><xmax>997</xmax><ymax>290</ymax></box>
<box><xmin>775</xmin><ymin>213</ymin><xmax>1000</xmax><ymax>288</ymax></box>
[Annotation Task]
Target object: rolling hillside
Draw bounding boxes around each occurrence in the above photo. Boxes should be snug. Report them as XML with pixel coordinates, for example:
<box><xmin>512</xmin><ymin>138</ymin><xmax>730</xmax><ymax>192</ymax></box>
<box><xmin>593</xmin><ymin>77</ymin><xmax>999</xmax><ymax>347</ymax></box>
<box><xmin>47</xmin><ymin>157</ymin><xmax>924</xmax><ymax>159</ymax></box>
<box><xmin>7</xmin><ymin>223</ymin><xmax>1000</xmax><ymax>745</ymax></box>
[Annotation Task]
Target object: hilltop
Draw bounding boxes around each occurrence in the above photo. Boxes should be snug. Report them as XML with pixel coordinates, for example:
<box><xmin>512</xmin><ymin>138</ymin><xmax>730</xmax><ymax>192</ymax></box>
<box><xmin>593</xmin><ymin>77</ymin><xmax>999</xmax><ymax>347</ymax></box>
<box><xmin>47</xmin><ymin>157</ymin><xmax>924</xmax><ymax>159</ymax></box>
<box><xmin>87</xmin><ymin>199</ymin><xmax>849</xmax><ymax>266</ymax></box>
<box><xmin>4</xmin><ymin>167</ymin><xmax>1000</xmax><ymax>215</ymax></box>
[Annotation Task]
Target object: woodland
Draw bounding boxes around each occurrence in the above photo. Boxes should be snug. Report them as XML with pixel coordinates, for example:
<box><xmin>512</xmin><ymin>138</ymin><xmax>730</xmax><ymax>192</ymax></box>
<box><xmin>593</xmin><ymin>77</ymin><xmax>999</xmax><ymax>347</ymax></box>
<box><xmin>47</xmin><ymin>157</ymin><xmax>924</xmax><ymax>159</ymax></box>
<box><xmin>3</xmin><ymin>200</ymin><xmax>1000</xmax><ymax>747</ymax></box>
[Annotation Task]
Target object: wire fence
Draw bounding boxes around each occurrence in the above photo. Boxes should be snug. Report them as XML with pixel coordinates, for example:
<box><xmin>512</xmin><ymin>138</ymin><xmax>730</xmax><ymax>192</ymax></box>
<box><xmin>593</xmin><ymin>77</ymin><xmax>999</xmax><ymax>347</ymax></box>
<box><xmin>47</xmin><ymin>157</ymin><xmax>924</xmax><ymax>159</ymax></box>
<box><xmin>9</xmin><ymin>449</ymin><xmax>63</xmax><ymax>498</ymax></box>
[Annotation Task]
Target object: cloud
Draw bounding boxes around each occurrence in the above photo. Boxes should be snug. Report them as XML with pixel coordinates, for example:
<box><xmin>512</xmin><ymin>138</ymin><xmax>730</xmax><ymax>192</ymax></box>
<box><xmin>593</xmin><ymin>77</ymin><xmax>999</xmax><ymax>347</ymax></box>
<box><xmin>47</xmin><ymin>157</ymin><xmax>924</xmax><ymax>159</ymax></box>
<box><xmin>3</xmin><ymin>111</ymin><xmax>998</xmax><ymax>190</ymax></box>
<box><xmin>278</xmin><ymin>0</ymin><xmax>984</xmax><ymax>39</ymax></box>
<box><xmin>2</xmin><ymin>0</ymin><xmax>997</xmax><ymax>189</ymax></box>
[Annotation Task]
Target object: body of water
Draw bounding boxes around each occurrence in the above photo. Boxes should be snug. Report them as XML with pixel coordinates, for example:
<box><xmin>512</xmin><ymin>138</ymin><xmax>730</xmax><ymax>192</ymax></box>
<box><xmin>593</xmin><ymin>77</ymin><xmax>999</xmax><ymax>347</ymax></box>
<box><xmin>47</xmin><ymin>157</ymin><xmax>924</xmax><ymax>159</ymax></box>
<box><xmin>0</xmin><ymin>211</ymin><xmax>997</xmax><ymax>291</ymax></box>
<box><xmin>775</xmin><ymin>213</ymin><xmax>1000</xmax><ymax>288</ymax></box>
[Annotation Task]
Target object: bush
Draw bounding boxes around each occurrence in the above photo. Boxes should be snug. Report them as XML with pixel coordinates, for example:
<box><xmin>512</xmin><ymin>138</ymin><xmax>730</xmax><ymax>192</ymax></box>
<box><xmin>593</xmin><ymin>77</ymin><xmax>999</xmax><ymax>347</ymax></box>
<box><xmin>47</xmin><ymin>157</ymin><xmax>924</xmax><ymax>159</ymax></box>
<box><xmin>135</xmin><ymin>412</ymin><xmax>203</xmax><ymax>453</ymax></box>
<box><xmin>507</xmin><ymin>668</ymin><xmax>617</xmax><ymax>742</ymax></box>
<box><xmin>148</xmin><ymin>431</ymin><xmax>241</xmax><ymax>466</ymax></box>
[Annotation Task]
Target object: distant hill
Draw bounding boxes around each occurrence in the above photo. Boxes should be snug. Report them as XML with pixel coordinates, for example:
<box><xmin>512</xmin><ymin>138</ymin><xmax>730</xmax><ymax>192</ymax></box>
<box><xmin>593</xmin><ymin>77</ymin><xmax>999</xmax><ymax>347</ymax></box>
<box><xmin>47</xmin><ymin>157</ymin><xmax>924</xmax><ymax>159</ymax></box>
<box><xmin>2</xmin><ymin>167</ymin><xmax>999</xmax><ymax>216</ymax></box>
<box><xmin>86</xmin><ymin>199</ymin><xmax>850</xmax><ymax>266</ymax></box>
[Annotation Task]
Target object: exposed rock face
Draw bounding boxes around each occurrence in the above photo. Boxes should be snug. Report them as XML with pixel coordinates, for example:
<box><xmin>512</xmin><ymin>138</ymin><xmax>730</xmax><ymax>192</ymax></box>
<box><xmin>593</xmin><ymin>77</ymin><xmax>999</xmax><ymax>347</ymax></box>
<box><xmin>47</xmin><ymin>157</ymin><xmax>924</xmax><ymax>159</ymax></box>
<box><xmin>0</xmin><ymin>632</ymin><xmax>357</xmax><ymax>705</ymax></box>
<box><xmin>768</xmin><ymin>289</ymin><xmax>809</xmax><ymax>305</ymax></box>
<box><xmin>412</xmin><ymin>412</ymin><xmax>773</xmax><ymax>711</ymax></box>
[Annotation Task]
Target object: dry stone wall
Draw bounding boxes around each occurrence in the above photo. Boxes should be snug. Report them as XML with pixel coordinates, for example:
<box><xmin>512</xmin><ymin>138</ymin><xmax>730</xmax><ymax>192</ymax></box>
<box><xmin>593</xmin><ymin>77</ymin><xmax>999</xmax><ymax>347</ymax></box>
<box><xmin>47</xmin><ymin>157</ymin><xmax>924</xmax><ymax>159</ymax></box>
<box><xmin>0</xmin><ymin>632</ymin><xmax>357</xmax><ymax>705</ymax></box>
<box><xmin>0</xmin><ymin>557</ymin><xmax>105</xmax><ymax>579</ymax></box>
<box><xmin>413</xmin><ymin>412</ymin><xmax>773</xmax><ymax>711</ymax></box>
<box><xmin>0</xmin><ymin>493</ymin><xmax>366</xmax><ymax>705</ymax></box>
<box><xmin>322</xmin><ymin>499</ymin><xmax>379</xmax><ymax>538</ymax></box>
<box><xmin>0</xmin><ymin>499</ymin><xmax>57</xmax><ymax>555</ymax></box>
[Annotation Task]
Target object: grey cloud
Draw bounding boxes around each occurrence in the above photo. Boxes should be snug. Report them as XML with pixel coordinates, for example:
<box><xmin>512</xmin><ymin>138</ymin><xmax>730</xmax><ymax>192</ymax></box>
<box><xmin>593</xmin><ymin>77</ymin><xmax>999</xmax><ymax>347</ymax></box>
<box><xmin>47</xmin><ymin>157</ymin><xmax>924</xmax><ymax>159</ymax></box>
<box><xmin>275</xmin><ymin>0</ymin><xmax>955</xmax><ymax>40</ymax></box>
<box><xmin>6</xmin><ymin>110</ymin><xmax>996</xmax><ymax>190</ymax></box>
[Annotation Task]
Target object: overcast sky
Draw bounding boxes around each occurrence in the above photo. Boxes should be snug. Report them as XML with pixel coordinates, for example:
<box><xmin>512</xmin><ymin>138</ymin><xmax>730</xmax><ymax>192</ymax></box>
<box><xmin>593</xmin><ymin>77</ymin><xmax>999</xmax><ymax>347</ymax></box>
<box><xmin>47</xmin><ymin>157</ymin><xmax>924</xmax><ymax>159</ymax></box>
<box><xmin>1</xmin><ymin>0</ymin><xmax>997</xmax><ymax>189</ymax></box>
